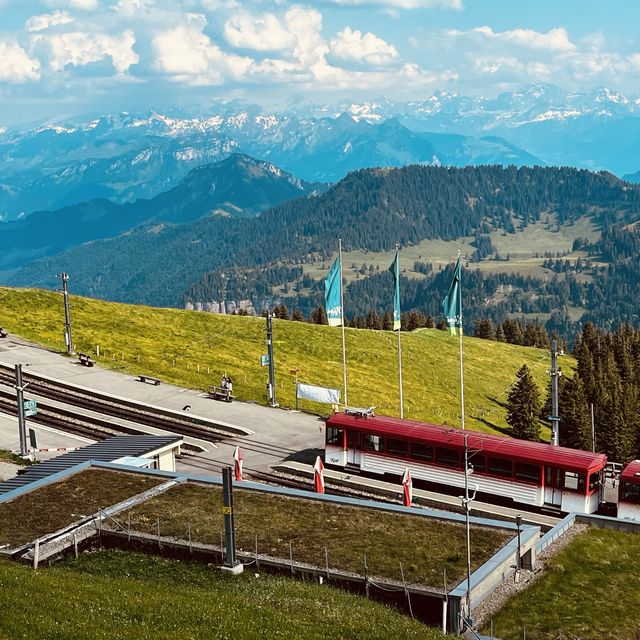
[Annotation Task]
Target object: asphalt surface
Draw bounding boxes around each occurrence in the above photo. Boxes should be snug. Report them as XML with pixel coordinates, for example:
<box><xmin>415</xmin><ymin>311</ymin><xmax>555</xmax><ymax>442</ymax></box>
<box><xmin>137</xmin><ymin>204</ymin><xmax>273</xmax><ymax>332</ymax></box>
<box><xmin>0</xmin><ymin>335</ymin><xmax>325</xmax><ymax>478</ymax></box>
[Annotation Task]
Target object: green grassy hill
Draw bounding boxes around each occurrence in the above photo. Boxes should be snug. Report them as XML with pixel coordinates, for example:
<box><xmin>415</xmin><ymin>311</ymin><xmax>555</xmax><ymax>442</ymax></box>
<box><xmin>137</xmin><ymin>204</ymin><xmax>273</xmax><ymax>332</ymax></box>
<box><xmin>484</xmin><ymin>528</ymin><xmax>640</xmax><ymax>640</ymax></box>
<box><xmin>0</xmin><ymin>551</ymin><xmax>451</xmax><ymax>640</ymax></box>
<box><xmin>0</xmin><ymin>287</ymin><xmax>572</xmax><ymax>436</ymax></box>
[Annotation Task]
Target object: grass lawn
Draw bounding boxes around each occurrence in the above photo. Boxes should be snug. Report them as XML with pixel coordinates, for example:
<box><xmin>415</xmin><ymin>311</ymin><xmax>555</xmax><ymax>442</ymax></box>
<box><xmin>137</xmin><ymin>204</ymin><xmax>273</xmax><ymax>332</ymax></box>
<box><xmin>123</xmin><ymin>482</ymin><xmax>510</xmax><ymax>588</ymax></box>
<box><xmin>484</xmin><ymin>528</ymin><xmax>640</xmax><ymax>640</ymax></box>
<box><xmin>0</xmin><ymin>468</ymin><xmax>163</xmax><ymax>547</ymax></box>
<box><xmin>0</xmin><ymin>287</ymin><xmax>569</xmax><ymax>436</ymax></box>
<box><xmin>0</xmin><ymin>551</ymin><xmax>453</xmax><ymax>639</ymax></box>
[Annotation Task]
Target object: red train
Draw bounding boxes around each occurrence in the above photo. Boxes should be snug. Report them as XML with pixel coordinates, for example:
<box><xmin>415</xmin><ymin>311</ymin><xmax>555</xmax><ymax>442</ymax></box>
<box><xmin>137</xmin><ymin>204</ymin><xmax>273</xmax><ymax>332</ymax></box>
<box><xmin>325</xmin><ymin>410</ymin><xmax>608</xmax><ymax>514</ymax></box>
<box><xmin>618</xmin><ymin>460</ymin><xmax>640</xmax><ymax>520</ymax></box>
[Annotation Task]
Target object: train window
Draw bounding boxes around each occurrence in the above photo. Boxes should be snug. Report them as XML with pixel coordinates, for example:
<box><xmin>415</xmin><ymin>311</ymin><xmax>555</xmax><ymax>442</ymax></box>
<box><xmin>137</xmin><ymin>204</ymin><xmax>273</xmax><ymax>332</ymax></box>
<box><xmin>515</xmin><ymin>463</ymin><xmax>540</xmax><ymax>483</ymax></box>
<box><xmin>470</xmin><ymin>455</ymin><xmax>486</xmax><ymax>473</ymax></box>
<box><xmin>387</xmin><ymin>438</ymin><xmax>409</xmax><ymax>457</ymax></box>
<box><xmin>588</xmin><ymin>473</ymin><xmax>600</xmax><ymax>493</ymax></box>
<box><xmin>363</xmin><ymin>434</ymin><xmax>384</xmax><ymax>452</ymax></box>
<box><xmin>488</xmin><ymin>457</ymin><xmax>512</xmax><ymax>478</ymax></box>
<box><xmin>564</xmin><ymin>471</ymin><xmax>586</xmax><ymax>492</ymax></box>
<box><xmin>621</xmin><ymin>482</ymin><xmax>640</xmax><ymax>503</ymax></box>
<box><xmin>326</xmin><ymin>427</ymin><xmax>343</xmax><ymax>445</ymax></box>
<box><xmin>411</xmin><ymin>443</ymin><xmax>433</xmax><ymax>462</ymax></box>
<box><xmin>436</xmin><ymin>447</ymin><xmax>459</xmax><ymax>468</ymax></box>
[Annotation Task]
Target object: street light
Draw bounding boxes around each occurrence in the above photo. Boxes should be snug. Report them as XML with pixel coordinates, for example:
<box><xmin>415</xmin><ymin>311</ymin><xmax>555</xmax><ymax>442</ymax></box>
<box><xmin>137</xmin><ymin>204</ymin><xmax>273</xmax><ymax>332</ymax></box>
<box><xmin>515</xmin><ymin>514</ymin><xmax>523</xmax><ymax>582</ymax></box>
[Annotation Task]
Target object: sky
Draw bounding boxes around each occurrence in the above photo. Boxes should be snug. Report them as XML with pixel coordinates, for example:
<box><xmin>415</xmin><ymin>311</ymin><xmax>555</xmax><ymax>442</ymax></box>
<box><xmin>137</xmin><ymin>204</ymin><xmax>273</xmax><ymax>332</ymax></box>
<box><xmin>1</xmin><ymin>0</ymin><xmax>640</xmax><ymax>126</ymax></box>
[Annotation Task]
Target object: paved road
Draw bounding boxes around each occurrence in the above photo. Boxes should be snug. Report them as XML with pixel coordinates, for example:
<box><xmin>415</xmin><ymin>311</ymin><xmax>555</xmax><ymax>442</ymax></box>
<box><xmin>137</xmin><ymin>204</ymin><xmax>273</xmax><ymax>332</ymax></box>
<box><xmin>0</xmin><ymin>336</ymin><xmax>325</xmax><ymax>478</ymax></box>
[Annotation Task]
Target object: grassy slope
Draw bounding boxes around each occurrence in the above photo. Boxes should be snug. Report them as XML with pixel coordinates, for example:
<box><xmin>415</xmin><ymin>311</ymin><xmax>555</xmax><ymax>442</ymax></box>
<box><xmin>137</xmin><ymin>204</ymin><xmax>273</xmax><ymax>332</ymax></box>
<box><xmin>0</xmin><ymin>287</ymin><xmax>572</xmax><ymax>435</ymax></box>
<box><xmin>123</xmin><ymin>482</ymin><xmax>510</xmax><ymax>587</ymax></box>
<box><xmin>0</xmin><ymin>551</ymin><xmax>452</xmax><ymax>640</ymax></box>
<box><xmin>485</xmin><ymin>528</ymin><xmax>640</xmax><ymax>640</ymax></box>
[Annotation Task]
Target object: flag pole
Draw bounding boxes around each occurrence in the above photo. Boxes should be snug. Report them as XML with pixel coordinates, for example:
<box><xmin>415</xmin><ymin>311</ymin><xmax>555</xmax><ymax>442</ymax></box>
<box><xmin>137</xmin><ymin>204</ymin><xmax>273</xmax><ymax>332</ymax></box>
<box><xmin>395</xmin><ymin>245</ymin><xmax>404</xmax><ymax>419</ymax></box>
<box><xmin>339</xmin><ymin>238</ymin><xmax>348</xmax><ymax>407</ymax></box>
<box><xmin>457</xmin><ymin>249</ymin><xmax>465</xmax><ymax>430</ymax></box>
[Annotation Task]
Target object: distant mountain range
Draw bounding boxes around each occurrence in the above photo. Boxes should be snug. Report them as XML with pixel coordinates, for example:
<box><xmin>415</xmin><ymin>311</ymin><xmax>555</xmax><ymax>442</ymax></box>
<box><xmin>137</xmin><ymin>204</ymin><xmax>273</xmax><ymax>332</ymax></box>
<box><xmin>0</xmin><ymin>154</ymin><xmax>322</xmax><ymax>270</ymax></box>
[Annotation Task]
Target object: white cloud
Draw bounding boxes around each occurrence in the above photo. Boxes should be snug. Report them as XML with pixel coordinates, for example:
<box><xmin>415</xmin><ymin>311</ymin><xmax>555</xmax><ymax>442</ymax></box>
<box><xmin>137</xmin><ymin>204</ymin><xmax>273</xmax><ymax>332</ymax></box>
<box><xmin>224</xmin><ymin>12</ymin><xmax>296</xmax><ymax>52</ymax></box>
<box><xmin>152</xmin><ymin>15</ymin><xmax>253</xmax><ymax>84</ymax></box>
<box><xmin>25</xmin><ymin>11</ymin><xmax>75</xmax><ymax>33</ymax></box>
<box><xmin>33</xmin><ymin>30</ymin><xmax>139</xmax><ymax>73</ymax></box>
<box><xmin>331</xmin><ymin>0</ymin><xmax>462</xmax><ymax>8</ymax></box>
<box><xmin>113</xmin><ymin>0</ymin><xmax>152</xmax><ymax>15</ymax></box>
<box><xmin>468</xmin><ymin>26</ymin><xmax>576</xmax><ymax>52</ymax></box>
<box><xmin>69</xmin><ymin>0</ymin><xmax>99</xmax><ymax>9</ymax></box>
<box><xmin>0</xmin><ymin>40</ymin><xmax>41</xmax><ymax>83</ymax></box>
<box><xmin>329</xmin><ymin>27</ymin><xmax>398</xmax><ymax>66</ymax></box>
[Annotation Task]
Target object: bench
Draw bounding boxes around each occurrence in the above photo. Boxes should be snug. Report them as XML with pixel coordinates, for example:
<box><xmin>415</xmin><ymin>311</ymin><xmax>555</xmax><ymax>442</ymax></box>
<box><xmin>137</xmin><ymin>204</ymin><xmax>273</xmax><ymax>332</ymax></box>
<box><xmin>0</xmin><ymin>328</ymin><xmax>7</xmax><ymax>338</ymax></box>
<box><xmin>78</xmin><ymin>352</ymin><xmax>95</xmax><ymax>367</ymax></box>
<box><xmin>138</xmin><ymin>374</ymin><xmax>161</xmax><ymax>386</ymax></box>
<box><xmin>209</xmin><ymin>385</ymin><xmax>235</xmax><ymax>403</ymax></box>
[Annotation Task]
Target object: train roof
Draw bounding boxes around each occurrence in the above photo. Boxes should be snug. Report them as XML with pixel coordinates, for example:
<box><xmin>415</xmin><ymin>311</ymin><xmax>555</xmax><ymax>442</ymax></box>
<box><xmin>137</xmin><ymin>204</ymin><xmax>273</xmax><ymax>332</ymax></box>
<box><xmin>621</xmin><ymin>460</ymin><xmax>640</xmax><ymax>482</ymax></box>
<box><xmin>328</xmin><ymin>412</ymin><xmax>607</xmax><ymax>473</ymax></box>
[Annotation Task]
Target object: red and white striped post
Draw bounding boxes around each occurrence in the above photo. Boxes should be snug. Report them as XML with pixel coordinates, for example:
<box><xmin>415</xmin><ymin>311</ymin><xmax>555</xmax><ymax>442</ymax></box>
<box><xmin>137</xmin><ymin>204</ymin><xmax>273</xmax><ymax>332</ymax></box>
<box><xmin>402</xmin><ymin>467</ymin><xmax>412</xmax><ymax>507</ymax></box>
<box><xmin>233</xmin><ymin>446</ymin><xmax>243</xmax><ymax>482</ymax></box>
<box><xmin>313</xmin><ymin>456</ymin><xmax>325</xmax><ymax>494</ymax></box>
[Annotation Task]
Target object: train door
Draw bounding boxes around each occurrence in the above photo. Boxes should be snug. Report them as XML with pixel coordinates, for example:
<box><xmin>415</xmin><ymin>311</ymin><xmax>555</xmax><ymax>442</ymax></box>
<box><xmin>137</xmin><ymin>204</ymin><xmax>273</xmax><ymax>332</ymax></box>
<box><xmin>346</xmin><ymin>430</ymin><xmax>361</xmax><ymax>466</ymax></box>
<box><xmin>544</xmin><ymin>466</ymin><xmax>563</xmax><ymax>507</ymax></box>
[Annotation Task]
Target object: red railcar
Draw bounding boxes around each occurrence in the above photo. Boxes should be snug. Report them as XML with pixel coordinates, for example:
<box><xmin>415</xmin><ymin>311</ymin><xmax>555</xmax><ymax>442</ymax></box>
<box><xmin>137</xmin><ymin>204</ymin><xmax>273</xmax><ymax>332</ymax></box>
<box><xmin>325</xmin><ymin>412</ymin><xmax>607</xmax><ymax>514</ymax></box>
<box><xmin>618</xmin><ymin>460</ymin><xmax>640</xmax><ymax>521</ymax></box>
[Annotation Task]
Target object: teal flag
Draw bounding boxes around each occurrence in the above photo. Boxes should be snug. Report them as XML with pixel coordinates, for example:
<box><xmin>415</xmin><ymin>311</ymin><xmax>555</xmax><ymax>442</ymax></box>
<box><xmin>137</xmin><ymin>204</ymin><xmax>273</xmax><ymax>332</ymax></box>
<box><xmin>442</xmin><ymin>256</ymin><xmax>462</xmax><ymax>336</ymax></box>
<box><xmin>389</xmin><ymin>250</ymin><xmax>401</xmax><ymax>330</ymax></box>
<box><xmin>325</xmin><ymin>256</ymin><xmax>343</xmax><ymax>327</ymax></box>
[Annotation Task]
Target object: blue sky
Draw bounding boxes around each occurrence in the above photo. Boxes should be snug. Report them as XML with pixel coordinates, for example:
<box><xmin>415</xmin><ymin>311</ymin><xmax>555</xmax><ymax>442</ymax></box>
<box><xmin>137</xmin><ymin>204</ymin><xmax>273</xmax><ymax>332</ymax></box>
<box><xmin>0</xmin><ymin>0</ymin><xmax>639</xmax><ymax>126</ymax></box>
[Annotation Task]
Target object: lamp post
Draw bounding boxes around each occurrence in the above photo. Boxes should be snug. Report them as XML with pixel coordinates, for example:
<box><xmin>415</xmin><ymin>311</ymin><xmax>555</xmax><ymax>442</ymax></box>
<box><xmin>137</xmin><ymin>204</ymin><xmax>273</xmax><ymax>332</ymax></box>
<box><xmin>462</xmin><ymin>432</ymin><xmax>473</xmax><ymax>631</ymax></box>
<box><xmin>515</xmin><ymin>514</ymin><xmax>523</xmax><ymax>582</ymax></box>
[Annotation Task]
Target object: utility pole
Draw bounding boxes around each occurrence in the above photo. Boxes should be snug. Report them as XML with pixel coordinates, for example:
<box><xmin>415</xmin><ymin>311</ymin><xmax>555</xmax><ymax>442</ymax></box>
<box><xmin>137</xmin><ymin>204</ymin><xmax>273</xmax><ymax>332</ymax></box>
<box><xmin>462</xmin><ymin>433</ymin><xmax>473</xmax><ymax>631</ymax></box>
<box><xmin>61</xmin><ymin>272</ymin><xmax>74</xmax><ymax>355</ymax></box>
<box><xmin>549</xmin><ymin>339</ymin><xmax>561</xmax><ymax>446</ymax></box>
<box><xmin>15</xmin><ymin>364</ymin><xmax>27</xmax><ymax>457</ymax></box>
<box><xmin>221</xmin><ymin>467</ymin><xmax>243</xmax><ymax>575</ymax></box>
<box><xmin>266</xmin><ymin>311</ymin><xmax>277</xmax><ymax>407</ymax></box>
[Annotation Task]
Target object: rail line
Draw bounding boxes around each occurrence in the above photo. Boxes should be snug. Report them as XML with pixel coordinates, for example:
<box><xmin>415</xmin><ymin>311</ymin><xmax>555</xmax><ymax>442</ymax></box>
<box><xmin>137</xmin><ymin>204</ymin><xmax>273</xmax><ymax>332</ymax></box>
<box><xmin>0</xmin><ymin>363</ymin><xmax>241</xmax><ymax>445</ymax></box>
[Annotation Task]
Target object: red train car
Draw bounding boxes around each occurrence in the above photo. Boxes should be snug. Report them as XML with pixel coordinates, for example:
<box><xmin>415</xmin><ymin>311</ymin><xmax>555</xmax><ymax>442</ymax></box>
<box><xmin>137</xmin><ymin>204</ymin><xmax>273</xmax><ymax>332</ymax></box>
<box><xmin>618</xmin><ymin>460</ymin><xmax>640</xmax><ymax>521</ymax></box>
<box><xmin>325</xmin><ymin>411</ymin><xmax>607</xmax><ymax>514</ymax></box>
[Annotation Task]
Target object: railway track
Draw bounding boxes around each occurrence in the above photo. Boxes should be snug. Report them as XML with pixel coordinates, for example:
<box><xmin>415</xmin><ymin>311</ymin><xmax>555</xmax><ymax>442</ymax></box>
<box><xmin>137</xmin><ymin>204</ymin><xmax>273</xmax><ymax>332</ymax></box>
<box><xmin>0</xmin><ymin>363</ymin><xmax>236</xmax><ymax>445</ymax></box>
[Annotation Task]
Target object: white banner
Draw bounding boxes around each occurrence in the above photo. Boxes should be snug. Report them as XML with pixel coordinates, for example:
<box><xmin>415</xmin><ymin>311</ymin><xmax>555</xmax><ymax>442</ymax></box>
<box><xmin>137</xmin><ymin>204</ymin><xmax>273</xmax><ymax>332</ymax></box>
<box><xmin>296</xmin><ymin>383</ymin><xmax>340</xmax><ymax>405</ymax></box>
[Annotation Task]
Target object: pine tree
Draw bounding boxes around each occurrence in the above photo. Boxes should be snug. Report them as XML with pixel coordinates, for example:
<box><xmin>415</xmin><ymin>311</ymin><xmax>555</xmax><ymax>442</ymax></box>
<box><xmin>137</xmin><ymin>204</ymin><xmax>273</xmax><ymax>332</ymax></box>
<box><xmin>291</xmin><ymin>307</ymin><xmax>304</xmax><ymax>322</ymax></box>
<box><xmin>558</xmin><ymin>376</ymin><xmax>592</xmax><ymax>451</ymax></box>
<box><xmin>495</xmin><ymin>324</ymin><xmax>506</xmax><ymax>342</ymax></box>
<box><xmin>309</xmin><ymin>306</ymin><xmax>327</xmax><ymax>325</ymax></box>
<box><xmin>381</xmin><ymin>310</ymin><xmax>393</xmax><ymax>331</ymax></box>
<box><xmin>474</xmin><ymin>319</ymin><xmax>495</xmax><ymax>340</ymax></box>
<box><xmin>506</xmin><ymin>364</ymin><xmax>542</xmax><ymax>441</ymax></box>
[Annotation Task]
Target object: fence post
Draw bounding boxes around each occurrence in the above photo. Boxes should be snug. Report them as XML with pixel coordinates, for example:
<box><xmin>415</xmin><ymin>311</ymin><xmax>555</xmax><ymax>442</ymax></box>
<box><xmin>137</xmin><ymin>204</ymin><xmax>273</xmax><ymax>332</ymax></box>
<box><xmin>73</xmin><ymin>532</ymin><xmax>78</xmax><ymax>559</ymax></box>
<box><xmin>188</xmin><ymin>523</ymin><xmax>192</xmax><ymax>554</ymax></box>
<box><xmin>324</xmin><ymin>547</ymin><xmax>329</xmax><ymax>580</ymax></box>
<box><xmin>255</xmin><ymin>534</ymin><xmax>259</xmax><ymax>570</ymax></box>
<box><xmin>400</xmin><ymin>561</ymin><xmax>414</xmax><ymax>619</ymax></box>
<box><xmin>157</xmin><ymin>517</ymin><xmax>161</xmax><ymax>549</ymax></box>
<box><xmin>364</xmin><ymin>554</ymin><xmax>369</xmax><ymax>598</ymax></box>
<box><xmin>128</xmin><ymin>512</ymin><xmax>131</xmax><ymax>542</ymax></box>
<box><xmin>33</xmin><ymin>540</ymin><xmax>40</xmax><ymax>570</ymax></box>
<box><xmin>289</xmin><ymin>541</ymin><xmax>293</xmax><ymax>575</ymax></box>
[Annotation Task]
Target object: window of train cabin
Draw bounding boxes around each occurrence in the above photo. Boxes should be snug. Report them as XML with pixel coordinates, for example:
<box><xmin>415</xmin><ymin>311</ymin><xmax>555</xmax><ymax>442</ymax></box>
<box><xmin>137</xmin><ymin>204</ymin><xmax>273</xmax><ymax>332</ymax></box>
<box><xmin>588</xmin><ymin>472</ymin><xmax>600</xmax><ymax>493</ymax></box>
<box><xmin>621</xmin><ymin>481</ymin><xmax>640</xmax><ymax>503</ymax></box>
<box><xmin>487</xmin><ymin>457</ymin><xmax>513</xmax><ymax>478</ymax></box>
<box><xmin>387</xmin><ymin>438</ymin><xmax>409</xmax><ymax>457</ymax></box>
<box><xmin>436</xmin><ymin>447</ymin><xmax>459</xmax><ymax>468</ymax></box>
<box><xmin>470</xmin><ymin>455</ymin><xmax>486</xmax><ymax>474</ymax></box>
<box><xmin>515</xmin><ymin>462</ymin><xmax>541</xmax><ymax>483</ymax></box>
<box><xmin>326</xmin><ymin>427</ymin><xmax>343</xmax><ymax>445</ymax></box>
<box><xmin>411</xmin><ymin>442</ymin><xmax>433</xmax><ymax>462</ymax></box>
<box><xmin>564</xmin><ymin>471</ymin><xmax>586</xmax><ymax>492</ymax></box>
<box><xmin>363</xmin><ymin>434</ymin><xmax>385</xmax><ymax>453</ymax></box>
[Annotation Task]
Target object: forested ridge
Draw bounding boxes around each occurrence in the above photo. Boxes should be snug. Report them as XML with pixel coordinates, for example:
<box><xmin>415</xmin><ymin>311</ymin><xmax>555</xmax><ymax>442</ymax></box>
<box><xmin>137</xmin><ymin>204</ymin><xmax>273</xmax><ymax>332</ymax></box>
<box><xmin>10</xmin><ymin>164</ymin><xmax>640</xmax><ymax>331</ymax></box>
